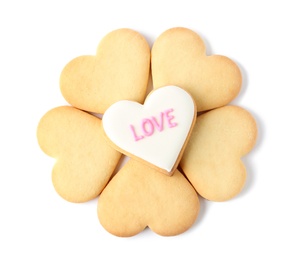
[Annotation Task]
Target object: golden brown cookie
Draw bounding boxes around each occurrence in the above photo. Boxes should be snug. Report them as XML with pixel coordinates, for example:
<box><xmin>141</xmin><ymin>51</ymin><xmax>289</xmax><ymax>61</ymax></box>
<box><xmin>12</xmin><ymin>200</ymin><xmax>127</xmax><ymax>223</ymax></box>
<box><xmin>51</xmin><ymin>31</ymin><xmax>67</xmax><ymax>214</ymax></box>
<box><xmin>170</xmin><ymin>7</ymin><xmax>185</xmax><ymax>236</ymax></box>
<box><xmin>180</xmin><ymin>106</ymin><xmax>257</xmax><ymax>201</ymax></box>
<box><xmin>37</xmin><ymin>106</ymin><xmax>122</xmax><ymax>202</ymax></box>
<box><xmin>60</xmin><ymin>28</ymin><xmax>151</xmax><ymax>114</ymax></box>
<box><xmin>98</xmin><ymin>159</ymin><xmax>200</xmax><ymax>237</ymax></box>
<box><xmin>151</xmin><ymin>27</ymin><xmax>242</xmax><ymax>112</ymax></box>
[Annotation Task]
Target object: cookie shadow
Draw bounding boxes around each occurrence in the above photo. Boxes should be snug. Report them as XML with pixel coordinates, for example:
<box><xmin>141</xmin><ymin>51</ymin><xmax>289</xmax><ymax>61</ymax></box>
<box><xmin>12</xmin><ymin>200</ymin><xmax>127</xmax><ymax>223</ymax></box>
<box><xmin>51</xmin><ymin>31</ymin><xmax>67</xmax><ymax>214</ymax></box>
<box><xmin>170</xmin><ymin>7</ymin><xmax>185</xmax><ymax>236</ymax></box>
<box><xmin>228</xmin><ymin>61</ymin><xmax>263</xmax><ymax>199</ymax></box>
<box><xmin>237</xmin><ymin>109</ymin><xmax>264</xmax><ymax>199</ymax></box>
<box><xmin>231</xmin><ymin>60</ymin><xmax>249</xmax><ymax>105</ymax></box>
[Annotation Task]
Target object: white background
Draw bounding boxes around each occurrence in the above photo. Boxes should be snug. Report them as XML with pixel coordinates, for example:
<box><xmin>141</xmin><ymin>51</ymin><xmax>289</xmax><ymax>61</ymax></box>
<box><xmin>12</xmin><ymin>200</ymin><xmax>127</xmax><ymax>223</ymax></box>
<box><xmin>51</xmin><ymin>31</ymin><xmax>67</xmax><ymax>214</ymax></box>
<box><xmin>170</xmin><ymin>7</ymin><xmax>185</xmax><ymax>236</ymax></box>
<box><xmin>1</xmin><ymin>1</ymin><xmax>297</xmax><ymax>259</ymax></box>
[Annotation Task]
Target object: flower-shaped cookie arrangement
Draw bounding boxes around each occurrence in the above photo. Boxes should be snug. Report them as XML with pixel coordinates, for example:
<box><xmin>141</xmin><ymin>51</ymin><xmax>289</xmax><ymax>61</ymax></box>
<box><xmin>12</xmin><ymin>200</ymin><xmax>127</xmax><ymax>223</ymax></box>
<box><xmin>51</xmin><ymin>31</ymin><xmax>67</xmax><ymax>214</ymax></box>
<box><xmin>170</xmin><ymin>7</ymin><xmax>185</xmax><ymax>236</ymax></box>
<box><xmin>37</xmin><ymin>28</ymin><xmax>257</xmax><ymax>237</ymax></box>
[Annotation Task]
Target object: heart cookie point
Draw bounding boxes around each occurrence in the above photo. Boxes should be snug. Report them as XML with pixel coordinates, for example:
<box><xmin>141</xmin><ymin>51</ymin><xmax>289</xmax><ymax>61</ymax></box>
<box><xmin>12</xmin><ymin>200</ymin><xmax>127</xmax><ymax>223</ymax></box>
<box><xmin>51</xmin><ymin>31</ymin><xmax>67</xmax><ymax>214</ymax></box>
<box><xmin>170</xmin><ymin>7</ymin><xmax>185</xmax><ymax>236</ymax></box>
<box><xmin>102</xmin><ymin>85</ymin><xmax>197</xmax><ymax>175</ymax></box>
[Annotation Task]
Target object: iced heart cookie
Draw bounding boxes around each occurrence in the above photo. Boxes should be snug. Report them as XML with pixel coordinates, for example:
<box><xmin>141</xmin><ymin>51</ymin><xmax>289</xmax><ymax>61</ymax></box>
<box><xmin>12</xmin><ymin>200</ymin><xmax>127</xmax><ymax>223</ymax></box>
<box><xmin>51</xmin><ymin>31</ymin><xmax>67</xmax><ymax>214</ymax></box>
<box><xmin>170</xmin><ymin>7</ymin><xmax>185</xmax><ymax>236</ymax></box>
<box><xmin>98</xmin><ymin>159</ymin><xmax>200</xmax><ymax>237</ymax></box>
<box><xmin>151</xmin><ymin>27</ymin><xmax>242</xmax><ymax>112</ymax></box>
<box><xmin>102</xmin><ymin>85</ymin><xmax>197</xmax><ymax>175</ymax></box>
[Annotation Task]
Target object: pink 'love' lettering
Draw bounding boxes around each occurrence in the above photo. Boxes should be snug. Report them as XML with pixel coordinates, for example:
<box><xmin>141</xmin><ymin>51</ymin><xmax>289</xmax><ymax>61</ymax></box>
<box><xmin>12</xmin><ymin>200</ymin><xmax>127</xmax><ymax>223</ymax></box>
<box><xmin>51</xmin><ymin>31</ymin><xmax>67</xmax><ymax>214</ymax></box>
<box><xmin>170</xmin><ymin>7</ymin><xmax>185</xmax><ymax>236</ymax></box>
<box><xmin>130</xmin><ymin>108</ymin><xmax>178</xmax><ymax>141</ymax></box>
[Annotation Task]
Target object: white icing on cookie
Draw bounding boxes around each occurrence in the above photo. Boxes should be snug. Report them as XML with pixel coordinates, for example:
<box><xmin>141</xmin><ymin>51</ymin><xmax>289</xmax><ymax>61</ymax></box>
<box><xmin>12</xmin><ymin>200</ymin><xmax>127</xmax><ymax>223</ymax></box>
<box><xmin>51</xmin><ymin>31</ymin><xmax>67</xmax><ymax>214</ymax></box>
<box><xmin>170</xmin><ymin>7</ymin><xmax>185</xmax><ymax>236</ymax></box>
<box><xmin>102</xmin><ymin>86</ymin><xmax>196</xmax><ymax>173</ymax></box>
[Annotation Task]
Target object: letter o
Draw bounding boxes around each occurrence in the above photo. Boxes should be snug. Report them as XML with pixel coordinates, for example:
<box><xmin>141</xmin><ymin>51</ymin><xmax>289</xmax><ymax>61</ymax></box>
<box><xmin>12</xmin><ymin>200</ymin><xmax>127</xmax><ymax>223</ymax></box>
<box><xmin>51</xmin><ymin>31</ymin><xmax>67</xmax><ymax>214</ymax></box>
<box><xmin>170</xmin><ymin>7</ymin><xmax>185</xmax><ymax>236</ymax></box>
<box><xmin>142</xmin><ymin>118</ymin><xmax>154</xmax><ymax>136</ymax></box>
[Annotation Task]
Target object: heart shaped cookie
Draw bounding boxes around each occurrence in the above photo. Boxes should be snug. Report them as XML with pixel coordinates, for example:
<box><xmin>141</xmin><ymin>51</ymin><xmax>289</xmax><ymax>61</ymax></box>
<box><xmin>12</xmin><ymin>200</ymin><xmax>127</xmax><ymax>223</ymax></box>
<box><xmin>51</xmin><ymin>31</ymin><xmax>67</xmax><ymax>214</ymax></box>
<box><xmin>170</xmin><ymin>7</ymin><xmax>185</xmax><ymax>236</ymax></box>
<box><xmin>151</xmin><ymin>27</ymin><xmax>242</xmax><ymax>112</ymax></box>
<box><xmin>37</xmin><ymin>106</ymin><xmax>122</xmax><ymax>202</ymax></box>
<box><xmin>97</xmin><ymin>159</ymin><xmax>200</xmax><ymax>237</ymax></box>
<box><xmin>102</xmin><ymin>86</ymin><xmax>197</xmax><ymax>175</ymax></box>
<box><xmin>180</xmin><ymin>105</ymin><xmax>257</xmax><ymax>201</ymax></box>
<box><xmin>60</xmin><ymin>28</ymin><xmax>150</xmax><ymax>114</ymax></box>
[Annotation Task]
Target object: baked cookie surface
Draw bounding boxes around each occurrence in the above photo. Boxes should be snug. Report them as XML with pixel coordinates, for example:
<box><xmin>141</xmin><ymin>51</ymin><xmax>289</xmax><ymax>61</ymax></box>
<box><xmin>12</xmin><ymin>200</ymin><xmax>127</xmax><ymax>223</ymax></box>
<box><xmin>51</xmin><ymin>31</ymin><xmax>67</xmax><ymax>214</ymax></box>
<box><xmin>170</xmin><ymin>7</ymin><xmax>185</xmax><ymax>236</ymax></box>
<box><xmin>37</xmin><ymin>106</ymin><xmax>122</xmax><ymax>202</ymax></box>
<box><xmin>98</xmin><ymin>159</ymin><xmax>200</xmax><ymax>237</ymax></box>
<box><xmin>180</xmin><ymin>105</ymin><xmax>257</xmax><ymax>201</ymax></box>
<box><xmin>152</xmin><ymin>27</ymin><xmax>242</xmax><ymax>112</ymax></box>
<box><xmin>60</xmin><ymin>28</ymin><xmax>151</xmax><ymax>113</ymax></box>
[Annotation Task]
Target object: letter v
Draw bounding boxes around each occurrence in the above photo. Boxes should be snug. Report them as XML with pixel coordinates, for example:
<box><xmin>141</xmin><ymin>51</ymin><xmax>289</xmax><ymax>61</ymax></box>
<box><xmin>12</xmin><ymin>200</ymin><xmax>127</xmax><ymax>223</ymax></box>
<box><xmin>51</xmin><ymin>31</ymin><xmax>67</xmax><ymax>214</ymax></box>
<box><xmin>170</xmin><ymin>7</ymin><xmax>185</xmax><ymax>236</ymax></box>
<box><xmin>151</xmin><ymin>112</ymin><xmax>164</xmax><ymax>132</ymax></box>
